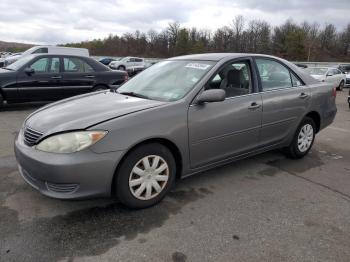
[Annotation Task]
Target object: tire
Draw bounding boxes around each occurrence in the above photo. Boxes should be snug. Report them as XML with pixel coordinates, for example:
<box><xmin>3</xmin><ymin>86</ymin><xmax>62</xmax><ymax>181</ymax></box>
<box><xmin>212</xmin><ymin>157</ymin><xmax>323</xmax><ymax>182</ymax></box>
<box><xmin>0</xmin><ymin>93</ymin><xmax>3</xmax><ymax>108</ymax></box>
<box><xmin>118</xmin><ymin>65</ymin><xmax>126</xmax><ymax>71</ymax></box>
<box><xmin>338</xmin><ymin>80</ymin><xmax>344</xmax><ymax>91</ymax></box>
<box><xmin>285</xmin><ymin>117</ymin><xmax>316</xmax><ymax>159</ymax></box>
<box><xmin>115</xmin><ymin>143</ymin><xmax>176</xmax><ymax>209</ymax></box>
<box><xmin>92</xmin><ymin>85</ymin><xmax>107</xmax><ymax>92</ymax></box>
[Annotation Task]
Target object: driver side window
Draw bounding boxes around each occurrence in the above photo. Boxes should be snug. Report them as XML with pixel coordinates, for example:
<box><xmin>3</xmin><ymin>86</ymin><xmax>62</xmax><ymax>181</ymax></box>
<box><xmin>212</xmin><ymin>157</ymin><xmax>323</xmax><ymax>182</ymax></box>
<box><xmin>30</xmin><ymin>58</ymin><xmax>49</xmax><ymax>73</ymax></box>
<box><xmin>206</xmin><ymin>61</ymin><xmax>252</xmax><ymax>98</ymax></box>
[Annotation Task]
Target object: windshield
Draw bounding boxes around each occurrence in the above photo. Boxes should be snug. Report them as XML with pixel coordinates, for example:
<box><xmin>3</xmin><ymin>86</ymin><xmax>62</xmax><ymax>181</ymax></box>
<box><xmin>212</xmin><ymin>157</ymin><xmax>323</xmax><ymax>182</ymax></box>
<box><xmin>117</xmin><ymin>60</ymin><xmax>215</xmax><ymax>101</ymax></box>
<box><xmin>22</xmin><ymin>47</ymin><xmax>39</xmax><ymax>56</ymax></box>
<box><xmin>5</xmin><ymin>55</ymin><xmax>36</xmax><ymax>71</ymax></box>
<box><xmin>305</xmin><ymin>68</ymin><xmax>328</xmax><ymax>75</ymax></box>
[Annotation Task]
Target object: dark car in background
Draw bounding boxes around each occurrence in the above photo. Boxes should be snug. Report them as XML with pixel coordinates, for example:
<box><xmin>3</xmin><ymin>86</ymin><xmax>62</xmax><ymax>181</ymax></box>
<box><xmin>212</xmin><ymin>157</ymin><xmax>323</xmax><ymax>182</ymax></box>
<box><xmin>99</xmin><ymin>57</ymin><xmax>117</xmax><ymax>66</ymax></box>
<box><xmin>0</xmin><ymin>54</ymin><xmax>128</xmax><ymax>107</ymax></box>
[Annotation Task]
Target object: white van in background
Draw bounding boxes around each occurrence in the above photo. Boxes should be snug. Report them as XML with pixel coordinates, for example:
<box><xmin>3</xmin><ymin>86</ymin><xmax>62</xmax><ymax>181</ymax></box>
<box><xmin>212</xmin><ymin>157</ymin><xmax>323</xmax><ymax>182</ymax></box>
<box><xmin>3</xmin><ymin>46</ymin><xmax>89</xmax><ymax>66</ymax></box>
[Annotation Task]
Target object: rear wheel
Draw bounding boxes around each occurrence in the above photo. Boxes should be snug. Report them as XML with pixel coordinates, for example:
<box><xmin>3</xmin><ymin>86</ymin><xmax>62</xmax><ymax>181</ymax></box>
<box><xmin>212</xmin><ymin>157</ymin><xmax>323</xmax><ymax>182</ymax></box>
<box><xmin>115</xmin><ymin>143</ymin><xmax>176</xmax><ymax>209</ymax></box>
<box><xmin>0</xmin><ymin>93</ymin><xmax>3</xmax><ymax>108</ymax></box>
<box><xmin>285</xmin><ymin>117</ymin><xmax>316</xmax><ymax>159</ymax></box>
<box><xmin>338</xmin><ymin>80</ymin><xmax>344</xmax><ymax>91</ymax></box>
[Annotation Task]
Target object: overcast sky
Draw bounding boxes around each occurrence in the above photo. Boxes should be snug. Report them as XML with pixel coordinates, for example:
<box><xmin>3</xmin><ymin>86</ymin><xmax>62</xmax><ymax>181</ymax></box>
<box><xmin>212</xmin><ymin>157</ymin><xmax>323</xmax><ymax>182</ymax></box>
<box><xmin>0</xmin><ymin>0</ymin><xmax>349</xmax><ymax>44</ymax></box>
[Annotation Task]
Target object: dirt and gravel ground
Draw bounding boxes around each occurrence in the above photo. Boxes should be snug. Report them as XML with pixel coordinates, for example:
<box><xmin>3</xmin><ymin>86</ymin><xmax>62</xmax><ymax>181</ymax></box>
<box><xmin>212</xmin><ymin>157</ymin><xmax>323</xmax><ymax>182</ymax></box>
<box><xmin>0</xmin><ymin>91</ymin><xmax>350</xmax><ymax>262</ymax></box>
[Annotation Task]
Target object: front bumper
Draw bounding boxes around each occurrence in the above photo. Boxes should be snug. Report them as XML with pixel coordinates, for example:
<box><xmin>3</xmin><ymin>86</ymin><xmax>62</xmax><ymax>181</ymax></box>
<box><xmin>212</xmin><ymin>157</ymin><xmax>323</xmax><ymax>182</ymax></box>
<box><xmin>14</xmin><ymin>130</ymin><xmax>125</xmax><ymax>199</ymax></box>
<box><xmin>345</xmin><ymin>78</ymin><xmax>350</xmax><ymax>87</ymax></box>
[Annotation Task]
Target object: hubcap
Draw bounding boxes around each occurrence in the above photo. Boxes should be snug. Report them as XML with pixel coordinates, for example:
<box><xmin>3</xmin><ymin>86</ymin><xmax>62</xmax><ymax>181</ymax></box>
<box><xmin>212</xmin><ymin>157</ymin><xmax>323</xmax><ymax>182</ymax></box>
<box><xmin>297</xmin><ymin>124</ymin><xmax>314</xmax><ymax>152</ymax></box>
<box><xmin>129</xmin><ymin>155</ymin><xmax>169</xmax><ymax>200</ymax></box>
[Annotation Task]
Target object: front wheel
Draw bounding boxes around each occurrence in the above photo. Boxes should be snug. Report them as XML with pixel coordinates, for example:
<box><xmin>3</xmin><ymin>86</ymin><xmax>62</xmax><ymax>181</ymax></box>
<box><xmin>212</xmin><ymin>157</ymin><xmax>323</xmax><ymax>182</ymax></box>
<box><xmin>118</xmin><ymin>65</ymin><xmax>126</xmax><ymax>71</ymax></box>
<box><xmin>285</xmin><ymin>117</ymin><xmax>316</xmax><ymax>159</ymax></box>
<box><xmin>115</xmin><ymin>143</ymin><xmax>176</xmax><ymax>209</ymax></box>
<box><xmin>338</xmin><ymin>80</ymin><xmax>344</xmax><ymax>91</ymax></box>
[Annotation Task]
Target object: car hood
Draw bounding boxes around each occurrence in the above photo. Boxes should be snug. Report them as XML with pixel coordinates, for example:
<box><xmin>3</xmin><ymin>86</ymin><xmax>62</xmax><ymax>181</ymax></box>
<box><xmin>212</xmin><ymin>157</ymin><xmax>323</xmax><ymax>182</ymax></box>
<box><xmin>5</xmin><ymin>54</ymin><xmax>21</xmax><ymax>61</ymax></box>
<box><xmin>0</xmin><ymin>68</ymin><xmax>16</xmax><ymax>75</ymax></box>
<box><xmin>25</xmin><ymin>91</ymin><xmax>167</xmax><ymax>135</ymax></box>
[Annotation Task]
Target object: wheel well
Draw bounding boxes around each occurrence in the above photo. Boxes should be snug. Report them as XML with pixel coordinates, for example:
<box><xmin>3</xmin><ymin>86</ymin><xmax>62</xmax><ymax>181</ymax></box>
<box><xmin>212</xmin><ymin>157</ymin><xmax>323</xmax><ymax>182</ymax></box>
<box><xmin>0</xmin><ymin>89</ymin><xmax>5</xmax><ymax>100</ymax></box>
<box><xmin>111</xmin><ymin>138</ymin><xmax>183</xmax><ymax>196</ymax></box>
<box><xmin>306</xmin><ymin>111</ymin><xmax>321</xmax><ymax>133</ymax></box>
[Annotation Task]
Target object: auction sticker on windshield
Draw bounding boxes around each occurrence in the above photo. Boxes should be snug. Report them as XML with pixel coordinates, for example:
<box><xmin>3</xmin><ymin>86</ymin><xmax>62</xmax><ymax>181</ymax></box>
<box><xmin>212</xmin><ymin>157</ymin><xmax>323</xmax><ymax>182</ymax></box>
<box><xmin>185</xmin><ymin>63</ymin><xmax>211</xmax><ymax>70</ymax></box>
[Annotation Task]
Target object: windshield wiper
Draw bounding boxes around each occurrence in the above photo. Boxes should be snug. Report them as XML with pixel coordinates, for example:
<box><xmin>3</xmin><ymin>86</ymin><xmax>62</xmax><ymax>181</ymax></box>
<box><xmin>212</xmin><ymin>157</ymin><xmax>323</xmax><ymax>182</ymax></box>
<box><xmin>2</xmin><ymin>67</ymin><xmax>14</xmax><ymax>71</ymax></box>
<box><xmin>117</xmin><ymin>91</ymin><xmax>150</xmax><ymax>100</ymax></box>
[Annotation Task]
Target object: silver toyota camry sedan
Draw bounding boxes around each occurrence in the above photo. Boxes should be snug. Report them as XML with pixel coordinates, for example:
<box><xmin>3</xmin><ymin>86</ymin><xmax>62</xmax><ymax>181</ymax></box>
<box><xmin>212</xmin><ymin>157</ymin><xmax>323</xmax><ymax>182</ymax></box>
<box><xmin>15</xmin><ymin>53</ymin><xmax>337</xmax><ymax>208</ymax></box>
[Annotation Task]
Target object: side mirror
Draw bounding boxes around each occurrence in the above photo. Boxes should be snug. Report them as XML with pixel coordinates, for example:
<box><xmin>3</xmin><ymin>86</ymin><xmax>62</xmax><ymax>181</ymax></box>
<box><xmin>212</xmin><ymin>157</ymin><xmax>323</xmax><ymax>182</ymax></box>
<box><xmin>197</xmin><ymin>89</ymin><xmax>226</xmax><ymax>104</ymax></box>
<box><xmin>24</xmin><ymin>67</ymin><xmax>35</xmax><ymax>75</ymax></box>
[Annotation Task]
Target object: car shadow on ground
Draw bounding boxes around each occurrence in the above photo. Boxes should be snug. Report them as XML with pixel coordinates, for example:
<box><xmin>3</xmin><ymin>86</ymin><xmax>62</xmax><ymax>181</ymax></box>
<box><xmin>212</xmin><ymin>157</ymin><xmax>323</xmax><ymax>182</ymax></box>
<box><xmin>0</xmin><ymin>148</ymin><xmax>324</xmax><ymax>262</ymax></box>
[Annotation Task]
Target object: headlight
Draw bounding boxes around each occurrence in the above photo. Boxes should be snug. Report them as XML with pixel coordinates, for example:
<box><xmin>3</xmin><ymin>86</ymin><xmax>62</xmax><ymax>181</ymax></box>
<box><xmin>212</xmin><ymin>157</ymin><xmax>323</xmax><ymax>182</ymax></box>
<box><xmin>36</xmin><ymin>131</ymin><xmax>107</xmax><ymax>153</ymax></box>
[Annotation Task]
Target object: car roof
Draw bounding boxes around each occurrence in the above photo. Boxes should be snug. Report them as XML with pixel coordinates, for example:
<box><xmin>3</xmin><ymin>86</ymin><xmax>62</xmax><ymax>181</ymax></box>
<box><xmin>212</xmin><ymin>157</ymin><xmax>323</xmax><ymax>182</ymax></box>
<box><xmin>170</xmin><ymin>52</ymin><xmax>320</xmax><ymax>85</ymax></box>
<box><xmin>169</xmin><ymin>53</ymin><xmax>289</xmax><ymax>61</ymax></box>
<box><xmin>30</xmin><ymin>53</ymin><xmax>89</xmax><ymax>58</ymax></box>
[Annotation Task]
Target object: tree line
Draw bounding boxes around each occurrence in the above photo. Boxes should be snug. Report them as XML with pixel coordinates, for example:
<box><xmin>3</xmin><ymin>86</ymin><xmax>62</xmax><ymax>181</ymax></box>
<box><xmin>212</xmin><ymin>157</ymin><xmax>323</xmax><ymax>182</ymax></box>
<box><xmin>65</xmin><ymin>16</ymin><xmax>350</xmax><ymax>62</ymax></box>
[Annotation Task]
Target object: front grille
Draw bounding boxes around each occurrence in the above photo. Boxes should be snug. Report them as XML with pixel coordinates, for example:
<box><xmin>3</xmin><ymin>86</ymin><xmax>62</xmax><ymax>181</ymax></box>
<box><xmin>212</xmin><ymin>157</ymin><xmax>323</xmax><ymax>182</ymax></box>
<box><xmin>23</xmin><ymin>126</ymin><xmax>43</xmax><ymax>146</ymax></box>
<box><xmin>346</xmin><ymin>79</ymin><xmax>350</xmax><ymax>85</ymax></box>
<box><xmin>46</xmin><ymin>182</ymin><xmax>79</xmax><ymax>194</ymax></box>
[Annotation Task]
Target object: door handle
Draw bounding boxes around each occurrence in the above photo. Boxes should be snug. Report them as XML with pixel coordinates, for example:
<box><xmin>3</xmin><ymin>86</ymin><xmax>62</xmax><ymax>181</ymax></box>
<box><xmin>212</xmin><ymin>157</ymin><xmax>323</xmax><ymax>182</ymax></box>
<box><xmin>85</xmin><ymin>75</ymin><xmax>96</xmax><ymax>78</ymax></box>
<box><xmin>299</xmin><ymin>93</ymin><xmax>309</xmax><ymax>99</ymax></box>
<box><xmin>248</xmin><ymin>102</ymin><xmax>261</xmax><ymax>110</ymax></box>
<box><xmin>51</xmin><ymin>76</ymin><xmax>62</xmax><ymax>79</ymax></box>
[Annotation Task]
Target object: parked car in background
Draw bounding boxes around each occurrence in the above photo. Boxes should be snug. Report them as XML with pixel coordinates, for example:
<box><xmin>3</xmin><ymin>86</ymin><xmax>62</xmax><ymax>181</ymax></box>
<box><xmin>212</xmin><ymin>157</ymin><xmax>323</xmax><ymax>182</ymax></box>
<box><xmin>2</xmin><ymin>46</ymin><xmax>89</xmax><ymax>67</ymax></box>
<box><xmin>338</xmin><ymin>64</ymin><xmax>350</xmax><ymax>87</ymax></box>
<box><xmin>109</xmin><ymin>56</ymin><xmax>146</xmax><ymax>75</ymax></box>
<box><xmin>14</xmin><ymin>53</ymin><xmax>337</xmax><ymax>209</ymax></box>
<box><xmin>0</xmin><ymin>52</ymin><xmax>17</xmax><ymax>67</ymax></box>
<box><xmin>0</xmin><ymin>54</ymin><xmax>127</xmax><ymax>107</ymax></box>
<box><xmin>295</xmin><ymin>63</ymin><xmax>308</xmax><ymax>68</ymax></box>
<box><xmin>305</xmin><ymin>67</ymin><xmax>346</xmax><ymax>90</ymax></box>
<box><xmin>99</xmin><ymin>57</ymin><xmax>117</xmax><ymax>66</ymax></box>
<box><xmin>0</xmin><ymin>52</ymin><xmax>12</xmax><ymax>58</ymax></box>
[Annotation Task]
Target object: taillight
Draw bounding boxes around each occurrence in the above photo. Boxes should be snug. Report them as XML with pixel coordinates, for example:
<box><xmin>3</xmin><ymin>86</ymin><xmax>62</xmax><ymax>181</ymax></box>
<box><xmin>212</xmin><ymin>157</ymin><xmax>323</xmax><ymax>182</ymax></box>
<box><xmin>332</xmin><ymin>87</ymin><xmax>337</xmax><ymax>97</ymax></box>
<box><xmin>123</xmin><ymin>73</ymin><xmax>129</xmax><ymax>82</ymax></box>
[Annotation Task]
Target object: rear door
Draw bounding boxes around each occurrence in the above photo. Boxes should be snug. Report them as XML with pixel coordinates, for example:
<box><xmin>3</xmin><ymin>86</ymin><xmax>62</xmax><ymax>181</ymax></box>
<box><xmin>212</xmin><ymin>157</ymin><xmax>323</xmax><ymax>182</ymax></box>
<box><xmin>60</xmin><ymin>57</ymin><xmax>97</xmax><ymax>98</ymax></box>
<box><xmin>188</xmin><ymin>58</ymin><xmax>262</xmax><ymax>168</ymax></box>
<box><xmin>255</xmin><ymin>57</ymin><xmax>310</xmax><ymax>147</ymax></box>
<box><xmin>17</xmin><ymin>56</ymin><xmax>63</xmax><ymax>101</ymax></box>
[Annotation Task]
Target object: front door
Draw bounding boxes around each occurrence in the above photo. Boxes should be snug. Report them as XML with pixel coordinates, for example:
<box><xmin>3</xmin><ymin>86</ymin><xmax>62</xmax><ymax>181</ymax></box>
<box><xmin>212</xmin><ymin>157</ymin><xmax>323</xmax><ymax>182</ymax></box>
<box><xmin>17</xmin><ymin>56</ymin><xmax>63</xmax><ymax>101</ymax></box>
<box><xmin>188</xmin><ymin>59</ymin><xmax>262</xmax><ymax>168</ymax></box>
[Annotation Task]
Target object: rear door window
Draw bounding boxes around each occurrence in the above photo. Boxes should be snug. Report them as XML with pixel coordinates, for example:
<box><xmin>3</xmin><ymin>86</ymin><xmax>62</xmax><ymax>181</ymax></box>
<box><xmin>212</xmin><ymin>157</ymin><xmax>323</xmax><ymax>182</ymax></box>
<box><xmin>49</xmin><ymin>57</ymin><xmax>60</xmax><ymax>73</ymax></box>
<box><xmin>63</xmin><ymin>57</ymin><xmax>94</xmax><ymax>73</ymax></box>
<box><xmin>256</xmin><ymin>58</ymin><xmax>292</xmax><ymax>90</ymax></box>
